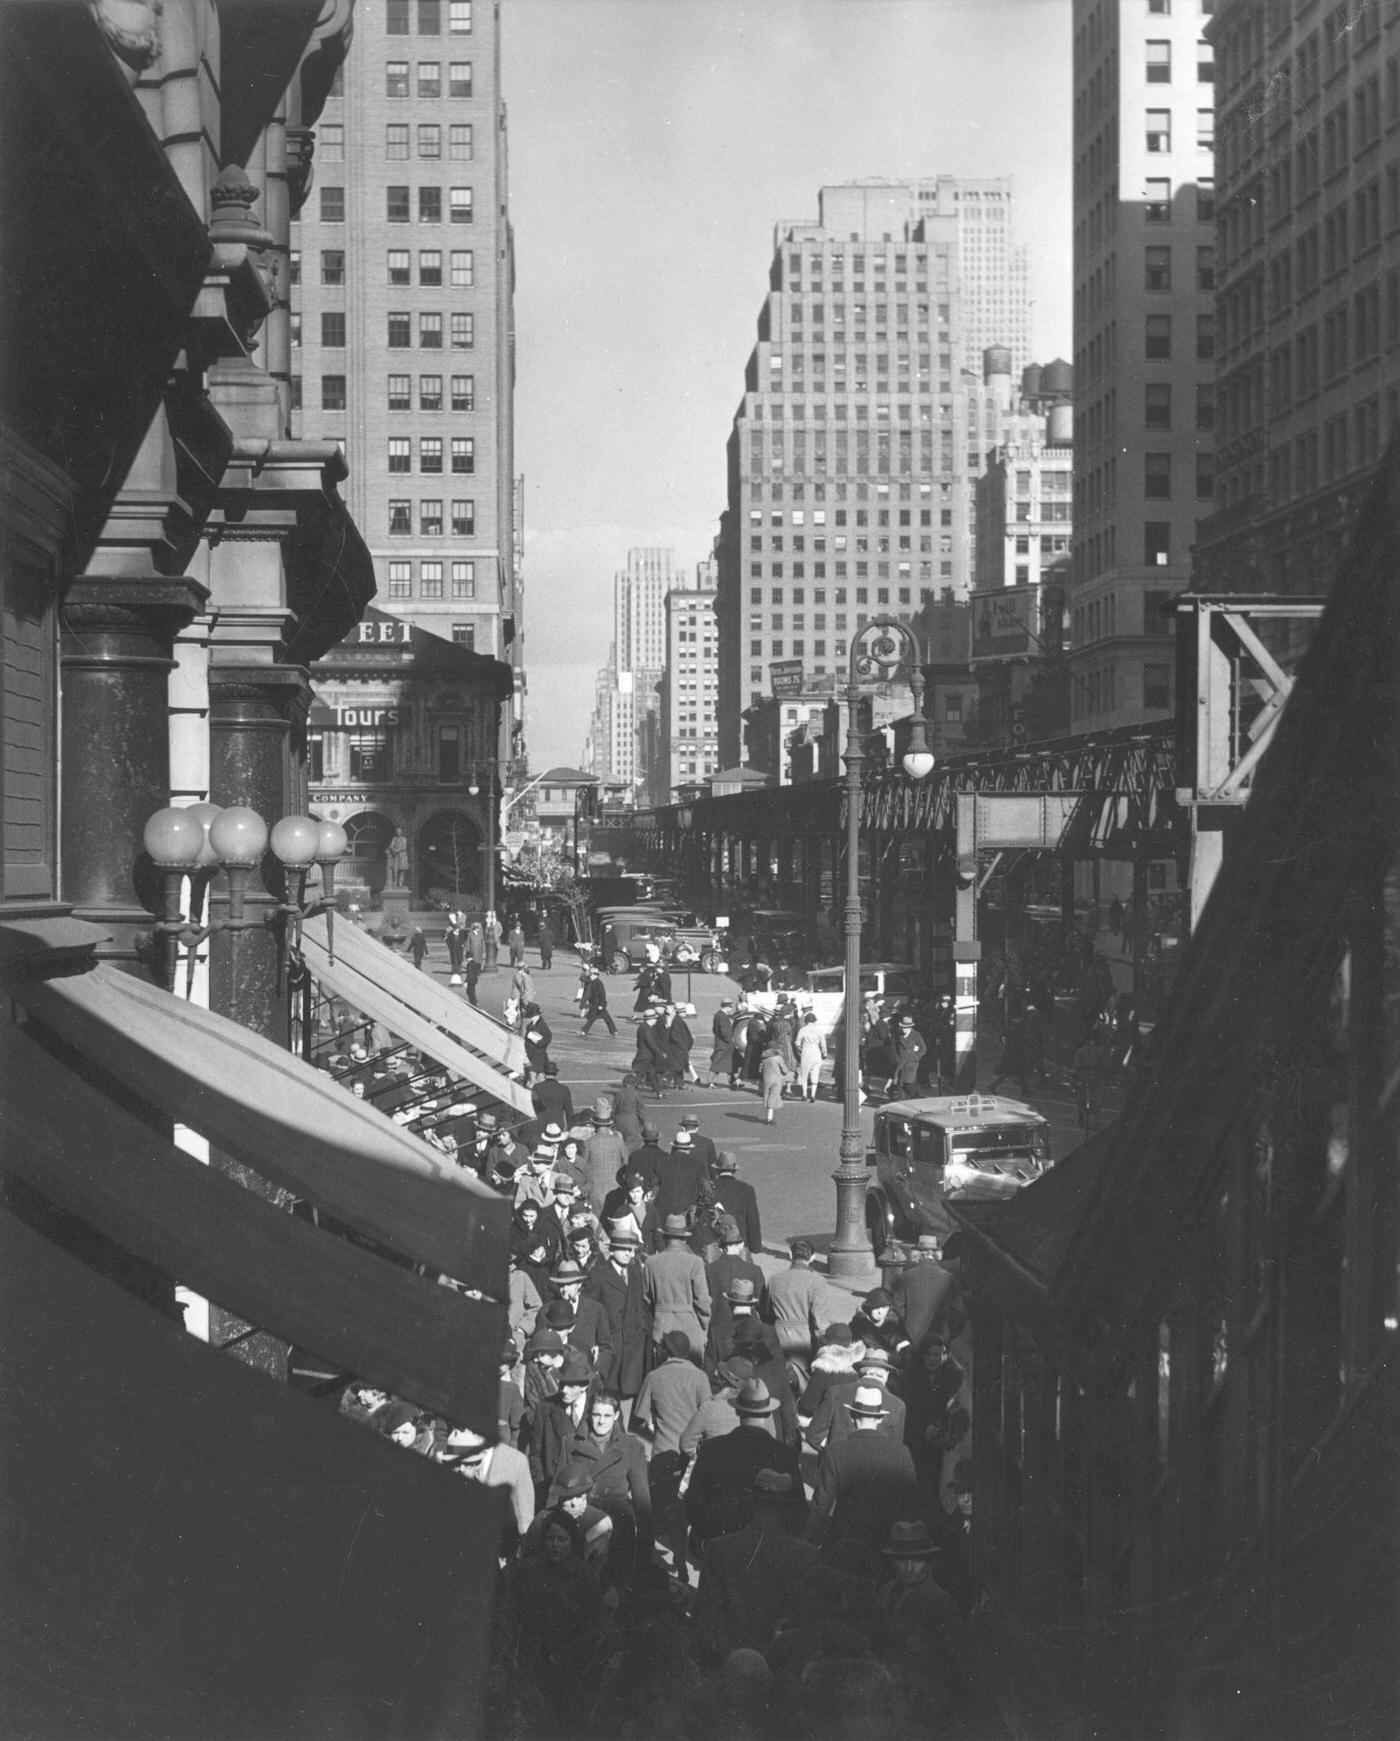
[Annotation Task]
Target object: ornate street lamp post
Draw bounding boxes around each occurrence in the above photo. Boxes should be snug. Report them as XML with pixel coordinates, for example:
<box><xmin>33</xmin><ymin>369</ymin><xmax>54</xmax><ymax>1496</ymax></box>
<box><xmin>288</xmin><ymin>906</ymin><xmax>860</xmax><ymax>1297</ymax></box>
<box><xmin>828</xmin><ymin>618</ymin><xmax>935</xmax><ymax>1281</ymax></box>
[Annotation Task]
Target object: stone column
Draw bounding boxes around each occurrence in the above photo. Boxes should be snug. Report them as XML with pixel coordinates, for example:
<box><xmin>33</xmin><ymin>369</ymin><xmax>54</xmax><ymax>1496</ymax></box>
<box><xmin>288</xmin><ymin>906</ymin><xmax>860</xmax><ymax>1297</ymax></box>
<box><xmin>206</xmin><ymin>661</ymin><xmax>311</xmax><ymax>1379</ymax></box>
<box><xmin>59</xmin><ymin>577</ymin><xmax>208</xmax><ymax>972</ymax></box>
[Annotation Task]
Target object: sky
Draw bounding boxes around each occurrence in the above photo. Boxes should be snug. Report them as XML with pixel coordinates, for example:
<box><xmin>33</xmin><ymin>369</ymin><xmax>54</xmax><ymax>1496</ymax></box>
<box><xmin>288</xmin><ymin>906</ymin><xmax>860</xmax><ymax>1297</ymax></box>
<box><xmin>503</xmin><ymin>0</ymin><xmax>1075</xmax><ymax>770</ymax></box>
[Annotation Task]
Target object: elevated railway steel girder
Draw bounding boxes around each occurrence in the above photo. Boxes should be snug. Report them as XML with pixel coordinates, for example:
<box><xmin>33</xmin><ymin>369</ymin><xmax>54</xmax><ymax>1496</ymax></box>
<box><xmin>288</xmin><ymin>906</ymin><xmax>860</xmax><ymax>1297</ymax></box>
<box><xmin>645</xmin><ymin>721</ymin><xmax>1178</xmax><ymax>865</ymax></box>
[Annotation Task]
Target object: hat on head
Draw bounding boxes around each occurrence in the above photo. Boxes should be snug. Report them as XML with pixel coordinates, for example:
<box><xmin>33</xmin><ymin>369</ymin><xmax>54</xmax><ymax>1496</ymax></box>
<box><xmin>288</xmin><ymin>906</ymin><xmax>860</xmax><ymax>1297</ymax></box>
<box><xmin>752</xmin><ymin>1468</ymin><xmax>795</xmax><ymax>1497</ymax></box>
<box><xmin>716</xmin><ymin>1150</ymin><xmax>739</xmax><ymax>1173</ymax></box>
<box><xmin>523</xmin><ymin>1326</ymin><xmax>565</xmax><ymax>1356</ymax></box>
<box><xmin>720</xmin><ymin>996</ymin><xmax>734</xmax><ymax>1007</ymax></box>
<box><xmin>606</xmin><ymin>1224</ymin><xmax>642</xmax><ymax>1248</ymax></box>
<box><xmin>541</xmin><ymin>1122</ymin><xmax>565</xmax><ymax>1144</ymax></box>
<box><xmin>640</xmin><ymin>1121</ymin><xmax>660</xmax><ymax>1143</ymax></box>
<box><xmin>443</xmin><ymin>1423</ymin><xmax>489</xmax><ymax>1455</ymax></box>
<box><xmin>554</xmin><ymin>1469</ymin><xmax>594</xmax><ymax>1501</ymax></box>
<box><xmin>476</xmin><ymin>1111</ymin><xmax>498</xmax><ymax>1132</ymax></box>
<box><xmin>915</xmin><ymin>1233</ymin><xmax>941</xmax><ymax>1253</ymax></box>
<box><xmin>726</xmin><ymin>1277</ymin><xmax>759</xmax><ymax>1306</ymax></box>
<box><xmin>790</xmin><ymin>1238</ymin><xmax>815</xmax><ymax>1261</ymax></box>
<box><xmin>734</xmin><ymin>1379</ymin><xmax>782</xmax><ymax>1418</ymax></box>
<box><xmin>681</xmin><ymin>1113</ymin><xmax>699</xmax><ymax>1130</ymax></box>
<box><xmin>883</xmin><ymin>1519</ymin><xmax>937</xmax><ymax>1559</ymax></box>
<box><xmin>557</xmin><ymin>1349</ymin><xmax>594</xmax><ymax>1387</ymax></box>
<box><xmin>568</xmin><ymin>1211</ymin><xmax>595</xmax><ymax>1233</ymax></box>
<box><xmin>824</xmin><ymin>1323</ymin><xmax>854</xmax><ymax>1346</ymax></box>
<box><xmin>714</xmin><ymin>1214</ymin><xmax>742</xmax><ymax>1244</ymax></box>
<box><xmin>590</xmin><ymin>1096</ymin><xmax>614</xmax><ymax>1123</ymax></box>
<box><xmin>847</xmin><ymin>1384</ymin><xmax>889</xmax><ymax>1419</ymax></box>
<box><xmin>716</xmin><ymin>1355</ymin><xmax>755</xmax><ymax>1390</ymax></box>
<box><xmin>857</xmin><ymin>1345</ymin><xmax>895</xmax><ymax>1373</ymax></box>
<box><xmin>551</xmin><ymin>1174</ymin><xmax>579</xmax><ymax>1196</ymax></box>
<box><xmin>661</xmin><ymin>1329</ymin><xmax>692</xmax><ymax>1361</ymax></box>
<box><xmin>552</xmin><ymin>1260</ymin><xmax>586</xmax><ymax>1286</ymax></box>
<box><xmin>542</xmin><ymin>1299</ymin><xmax>575</xmax><ymax>1330</ymax></box>
<box><xmin>672</xmin><ymin>1129</ymin><xmax>693</xmax><ymax>1148</ymax></box>
<box><xmin>662</xmin><ymin>1212</ymin><xmax>690</xmax><ymax>1239</ymax></box>
<box><xmin>865</xmin><ymin>1288</ymin><xmax>893</xmax><ymax>1310</ymax></box>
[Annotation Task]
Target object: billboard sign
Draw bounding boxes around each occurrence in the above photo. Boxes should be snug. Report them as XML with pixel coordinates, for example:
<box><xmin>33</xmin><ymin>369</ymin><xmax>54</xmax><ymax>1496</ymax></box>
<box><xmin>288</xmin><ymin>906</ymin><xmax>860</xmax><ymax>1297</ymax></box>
<box><xmin>769</xmin><ymin>659</ymin><xmax>805</xmax><ymax>696</ymax></box>
<box><xmin>972</xmin><ymin>584</ymin><xmax>1041</xmax><ymax>664</ymax></box>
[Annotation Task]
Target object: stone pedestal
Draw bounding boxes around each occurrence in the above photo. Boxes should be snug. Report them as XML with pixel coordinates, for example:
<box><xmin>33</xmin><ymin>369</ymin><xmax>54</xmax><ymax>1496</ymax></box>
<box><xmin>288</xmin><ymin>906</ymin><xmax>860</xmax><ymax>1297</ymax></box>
<box><xmin>378</xmin><ymin>886</ymin><xmax>412</xmax><ymax>931</ymax></box>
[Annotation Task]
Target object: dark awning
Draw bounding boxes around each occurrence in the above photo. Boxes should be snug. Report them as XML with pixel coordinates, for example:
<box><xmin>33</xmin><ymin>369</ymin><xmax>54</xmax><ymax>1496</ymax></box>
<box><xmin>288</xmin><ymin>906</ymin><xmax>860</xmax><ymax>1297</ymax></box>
<box><xmin>10</xmin><ymin>956</ymin><xmax>509</xmax><ymax>1281</ymax></box>
<box><xmin>0</xmin><ymin>1018</ymin><xmax>501</xmax><ymax>1425</ymax></box>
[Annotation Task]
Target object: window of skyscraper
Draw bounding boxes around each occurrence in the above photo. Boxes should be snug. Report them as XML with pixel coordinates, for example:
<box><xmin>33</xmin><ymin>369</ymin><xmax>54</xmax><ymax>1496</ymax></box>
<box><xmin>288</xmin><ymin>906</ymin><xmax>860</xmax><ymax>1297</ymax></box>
<box><xmin>421</xmin><ymin>437</ymin><xmax>443</xmax><ymax>473</ymax></box>
<box><xmin>1144</xmin><ymin>454</ymin><xmax>1172</xmax><ymax>498</ymax></box>
<box><xmin>321</xmin><ymin>375</ymin><xmax>346</xmax><ymax>411</ymax></box>
<box><xmin>449</xmin><ymin>2</ymin><xmax>472</xmax><ymax>32</ymax></box>
<box><xmin>388</xmin><ymin>0</ymin><xmax>410</xmax><ymax>31</ymax></box>
<box><xmin>389</xmin><ymin>500</ymin><xmax>412</xmax><ymax>534</ymax></box>
<box><xmin>420</xmin><ymin>312</ymin><xmax>443</xmax><ymax>348</ymax></box>
<box><xmin>420</xmin><ymin>374</ymin><xmax>443</xmax><ymax>409</ymax></box>
<box><xmin>388</xmin><ymin>249</ymin><xmax>410</xmax><ymax>284</ymax></box>
<box><xmin>1146</xmin><ymin>314</ymin><xmax>1172</xmax><ymax>359</ymax></box>
<box><xmin>451</xmin><ymin>374</ymin><xmax>474</xmax><ymax>410</ymax></box>
<box><xmin>388</xmin><ymin>374</ymin><xmax>411</xmax><ymax>410</ymax></box>
<box><xmin>387</xmin><ymin>185</ymin><xmax>410</xmax><ymax>222</ymax></box>
<box><xmin>421</xmin><ymin>499</ymin><xmax>443</xmax><ymax>536</ymax></box>
<box><xmin>418</xmin><ymin>124</ymin><xmax>441</xmax><ymax>158</ymax></box>
<box><xmin>1145</xmin><ymin>246</ymin><xmax>1171</xmax><ymax>292</ymax></box>
<box><xmin>451</xmin><ymin>437</ymin><xmax>475</xmax><ymax>473</ymax></box>
<box><xmin>388</xmin><ymin>562</ymin><xmax>412</xmax><ymax>598</ymax></box>
<box><xmin>320</xmin><ymin>186</ymin><xmax>345</xmax><ymax>222</ymax></box>
<box><xmin>450</xmin><ymin>187</ymin><xmax>473</xmax><ymax>224</ymax></box>
<box><xmin>320</xmin><ymin>124</ymin><xmax>343</xmax><ymax>161</ymax></box>
<box><xmin>449</xmin><ymin>124</ymin><xmax>473</xmax><ymax>160</ymax></box>
<box><xmin>417</xmin><ymin>249</ymin><xmax>442</xmax><ymax>285</ymax></box>
<box><xmin>419</xmin><ymin>0</ymin><xmax>442</xmax><ymax>31</ymax></box>
<box><xmin>1146</xmin><ymin>109</ymin><xmax>1171</xmax><ymax>152</ymax></box>
<box><xmin>451</xmin><ymin>499</ymin><xmax>474</xmax><ymax>535</ymax></box>
<box><xmin>450</xmin><ymin>249</ymin><xmax>474</xmax><ymax>286</ymax></box>
<box><xmin>388</xmin><ymin>311</ymin><xmax>411</xmax><ymax>347</ymax></box>
<box><xmin>321</xmin><ymin>312</ymin><xmax>346</xmax><ymax>347</ymax></box>
<box><xmin>388</xmin><ymin>438</ymin><xmax>411</xmax><ymax>473</ymax></box>
<box><xmin>386</xmin><ymin>60</ymin><xmax>409</xmax><ymax>96</ymax></box>
<box><xmin>420</xmin><ymin>561</ymin><xmax>444</xmax><ymax>599</ymax></box>
<box><xmin>419</xmin><ymin>186</ymin><xmax>442</xmax><ymax>223</ymax></box>
<box><xmin>321</xmin><ymin>249</ymin><xmax>345</xmax><ymax>285</ymax></box>
<box><xmin>448</xmin><ymin>61</ymin><xmax>472</xmax><ymax>96</ymax></box>
<box><xmin>451</xmin><ymin>313</ymin><xmax>474</xmax><ymax>348</ymax></box>
<box><xmin>417</xmin><ymin>61</ymin><xmax>441</xmax><ymax>98</ymax></box>
<box><xmin>1146</xmin><ymin>41</ymin><xmax>1171</xmax><ymax>82</ymax></box>
<box><xmin>452</xmin><ymin>561</ymin><xmax>475</xmax><ymax>597</ymax></box>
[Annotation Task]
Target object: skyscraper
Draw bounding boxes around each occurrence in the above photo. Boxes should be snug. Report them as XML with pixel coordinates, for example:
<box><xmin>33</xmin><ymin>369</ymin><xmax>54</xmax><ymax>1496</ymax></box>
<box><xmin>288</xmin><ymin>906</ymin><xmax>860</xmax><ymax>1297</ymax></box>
<box><xmin>660</xmin><ymin>558</ymin><xmax>720</xmax><ymax>797</ymax></box>
<box><xmin>589</xmin><ymin>548</ymin><xmax>677</xmax><ymax>799</ymax></box>
<box><xmin>1068</xmin><ymin>0</ymin><xmax>1217</xmax><ymax>732</ymax></box>
<box><xmin>714</xmin><ymin>178</ymin><xmax>1034</xmax><ymax>763</ymax></box>
<box><xmin>1194</xmin><ymin>0</ymin><xmax>1400</xmax><ymax>602</ymax></box>
<box><xmin>291</xmin><ymin>0</ymin><xmax>519</xmax><ymax>749</ymax></box>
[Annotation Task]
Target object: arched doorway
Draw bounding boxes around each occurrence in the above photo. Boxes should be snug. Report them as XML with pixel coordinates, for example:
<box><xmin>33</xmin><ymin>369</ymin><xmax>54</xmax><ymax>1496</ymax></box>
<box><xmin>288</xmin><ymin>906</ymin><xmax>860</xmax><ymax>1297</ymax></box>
<box><xmin>417</xmin><ymin>810</ymin><xmax>483</xmax><ymax>904</ymax></box>
<box><xmin>341</xmin><ymin>810</ymin><xmax>397</xmax><ymax>896</ymax></box>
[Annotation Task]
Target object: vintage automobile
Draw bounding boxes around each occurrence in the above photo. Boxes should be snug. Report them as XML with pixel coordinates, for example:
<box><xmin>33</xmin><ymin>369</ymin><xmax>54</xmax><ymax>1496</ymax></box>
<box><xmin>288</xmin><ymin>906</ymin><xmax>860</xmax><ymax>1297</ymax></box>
<box><xmin>864</xmin><ymin>1092</ymin><xmax>1052</xmax><ymax>1254</ymax></box>
<box><xmin>596</xmin><ymin>907</ymin><xmax>728</xmax><ymax>975</ymax></box>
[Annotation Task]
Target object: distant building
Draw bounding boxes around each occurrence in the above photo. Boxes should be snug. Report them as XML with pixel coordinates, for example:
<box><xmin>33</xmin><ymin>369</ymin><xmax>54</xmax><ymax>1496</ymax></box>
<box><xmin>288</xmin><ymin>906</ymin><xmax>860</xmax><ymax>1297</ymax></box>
<box><xmin>715</xmin><ymin>179</ymin><xmax>1036</xmax><ymax>763</ymax></box>
<box><xmin>291</xmin><ymin>0</ymin><xmax>521</xmax><ymax>762</ymax></box>
<box><xmin>660</xmin><ymin>560</ymin><xmax>720</xmax><ymax>797</ymax></box>
<box><xmin>1193</xmin><ymin>0</ymin><xmax>1400</xmax><ymax>606</ymax></box>
<box><xmin>530</xmin><ymin>766</ymin><xmax>601</xmax><ymax>859</ymax></box>
<box><xmin>308</xmin><ymin>606</ymin><xmax>512</xmax><ymax>906</ymax></box>
<box><xmin>589</xmin><ymin>548</ymin><xmax>676</xmax><ymax>799</ymax></box>
<box><xmin>1070</xmin><ymin>0</ymin><xmax>1218</xmax><ymax>731</ymax></box>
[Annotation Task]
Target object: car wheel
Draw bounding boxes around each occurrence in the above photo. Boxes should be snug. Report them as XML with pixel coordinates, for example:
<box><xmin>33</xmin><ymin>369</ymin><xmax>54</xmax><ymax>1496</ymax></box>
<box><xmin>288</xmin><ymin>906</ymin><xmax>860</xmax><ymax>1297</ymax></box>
<box><xmin>865</xmin><ymin>1193</ymin><xmax>893</xmax><ymax>1259</ymax></box>
<box><xmin>699</xmin><ymin>949</ymin><xmax>716</xmax><ymax>974</ymax></box>
<box><xmin>610</xmin><ymin>950</ymin><xmax>630</xmax><ymax>974</ymax></box>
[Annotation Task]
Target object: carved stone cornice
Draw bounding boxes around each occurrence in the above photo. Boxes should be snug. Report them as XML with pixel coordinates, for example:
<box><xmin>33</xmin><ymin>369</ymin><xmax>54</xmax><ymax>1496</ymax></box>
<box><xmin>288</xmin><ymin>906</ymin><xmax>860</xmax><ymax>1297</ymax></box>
<box><xmin>60</xmin><ymin>578</ymin><xmax>209</xmax><ymax>667</ymax></box>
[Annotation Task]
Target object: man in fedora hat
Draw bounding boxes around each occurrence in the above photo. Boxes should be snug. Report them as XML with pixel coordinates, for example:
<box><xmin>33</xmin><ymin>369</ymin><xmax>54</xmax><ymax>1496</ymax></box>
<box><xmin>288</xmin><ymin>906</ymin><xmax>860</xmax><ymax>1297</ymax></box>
<box><xmin>583</xmin><ymin>1095</ymin><xmax>628</xmax><ymax>1214</ymax></box>
<box><xmin>545</xmin><ymin>1259</ymin><xmax>612</xmax><ymax>1371</ymax></box>
<box><xmin>693</xmin><ymin>1470</ymin><xmax>820</xmax><ymax>1662</ymax></box>
<box><xmin>679</xmin><ymin>1355</ymin><xmax>755</xmax><ymax>1457</ymax></box>
<box><xmin>530</xmin><ymin>1063</ymin><xmax>575</xmax><ymax>1134</ymax></box>
<box><xmin>520</xmin><ymin>1324</ymin><xmax>566</xmax><ymax>1421</ymax></box>
<box><xmin>800</xmin><ymin>1384</ymin><xmax>918</xmax><ymax>1562</ymax></box>
<box><xmin>522</xmin><ymin>1466</ymin><xmax>613</xmax><ymax>1568</ymax></box>
<box><xmin>710</xmin><ymin>1150</ymin><xmax>762</xmax><ymax>1255</ymax></box>
<box><xmin>705</xmin><ymin>1217</ymin><xmax>764</xmax><ymax>1343</ymax></box>
<box><xmin>873</xmin><ymin>1518</ymin><xmax>974</xmax><ymax>1721</ymax></box>
<box><xmin>766</xmin><ymin>1238</ymin><xmax>830</xmax><ymax>1362</ymax></box>
<box><xmin>804</xmin><ymin>1345</ymin><xmax>907</xmax><ymax>1457</ymax></box>
<box><xmin>705</xmin><ymin>1274</ymin><xmax>773</xmax><ymax>1373</ymax></box>
<box><xmin>685</xmin><ymin>1379</ymin><xmax>803</xmax><ymax>1552</ymax></box>
<box><xmin>627</xmin><ymin>1120</ymin><xmax>668</xmax><ymax>1194</ymax></box>
<box><xmin>645</xmin><ymin>1212</ymin><xmax>711</xmax><ymax>1359</ymax></box>
<box><xmin>523</xmin><ymin>1345</ymin><xmax>597</xmax><ymax>1503</ymax></box>
<box><xmin>889</xmin><ymin>1232</ymin><xmax>961</xmax><ymax>1352</ymax></box>
<box><xmin>631</xmin><ymin>1327</ymin><xmax>710</xmax><ymax>1568</ymax></box>
<box><xmin>678</xmin><ymin>1110</ymin><xmax>716</xmax><ymax>1175</ymax></box>
<box><xmin>582</xmin><ymin>1223</ymin><xmax>651</xmax><ymax>1401</ymax></box>
<box><xmin>655</xmin><ymin>1125</ymin><xmax>708</xmax><ymax>1222</ymax></box>
<box><xmin>440</xmin><ymin>1422</ymin><xmax>535</xmax><ymax>1556</ymax></box>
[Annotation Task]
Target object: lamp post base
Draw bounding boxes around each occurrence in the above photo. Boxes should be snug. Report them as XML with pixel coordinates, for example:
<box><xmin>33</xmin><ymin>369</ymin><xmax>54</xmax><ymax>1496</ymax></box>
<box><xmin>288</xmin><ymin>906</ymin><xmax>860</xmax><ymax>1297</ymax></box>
<box><xmin>828</xmin><ymin>1162</ymin><xmax>879</xmax><ymax>1282</ymax></box>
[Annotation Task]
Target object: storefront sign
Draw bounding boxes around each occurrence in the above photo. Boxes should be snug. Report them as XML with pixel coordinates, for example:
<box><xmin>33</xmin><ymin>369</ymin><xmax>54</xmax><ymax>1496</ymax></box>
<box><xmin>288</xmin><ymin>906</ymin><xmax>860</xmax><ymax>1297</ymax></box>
<box><xmin>335</xmin><ymin>707</ymin><xmax>402</xmax><ymax>727</ymax></box>
<box><xmin>769</xmin><ymin>659</ymin><xmax>805</xmax><ymax>696</ymax></box>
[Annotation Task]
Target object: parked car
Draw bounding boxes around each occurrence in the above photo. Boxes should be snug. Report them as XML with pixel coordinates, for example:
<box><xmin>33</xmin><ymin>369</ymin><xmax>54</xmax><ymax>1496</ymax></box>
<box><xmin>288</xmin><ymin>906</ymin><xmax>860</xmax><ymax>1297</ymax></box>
<box><xmin>864</xmin><ymin>1092</ymin><xmax>1052</xmax><ymax>1255</ymax></box>
<box><xmin>596</xmin><ymin>906</ymin><xmax>728</xmax><ymax>974</ymax></box>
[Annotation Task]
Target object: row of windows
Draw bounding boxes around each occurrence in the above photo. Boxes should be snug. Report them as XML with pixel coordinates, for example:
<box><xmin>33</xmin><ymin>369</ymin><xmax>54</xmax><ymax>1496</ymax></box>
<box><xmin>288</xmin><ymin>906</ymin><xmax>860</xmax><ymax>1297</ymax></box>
<box><xmin>318</xmin><ymin>185</ymin><xmax>473</xmax><ymax>224</ymax></box>
<box><xmin>387</xmin><ymin>499</ymin><xmax>475</xmax><ymax>536</ymax></box>
<box><xmin>385</xmin><ymin>0</ymin><xmax>471</xmax><ymax>35</ymax></box>
<box><xmin>1143</xmin><ymin>38</ymin><xmax>1214</xmax><ymax>84</ymax></box>
<box><xmin>385</xmin><ymin>558</ymin><xmax>476</xmax><ymax>598</ymax></box>
<box><xmin>384</xmin><ymin>123</ymin><xmax>473</xmax><ymax>159</ymax></box>
<box><xmin>387</xmin><ymin>437</ymin><xmax>474</xmax><ymax>473</ymax></box>
<box><xmin>384</xmin><ymin>60</ymin><xmax>472</xmax><ymax>98</ymax></box>
<box><xmin>387</xmin><ymin>310</ymin><xmax>475</xmax><ymax>347</ymax></box>
<box><xmin>749</xmin><ymin>558</ymin><xmax>949</xmax><ymax>581</ymax></box>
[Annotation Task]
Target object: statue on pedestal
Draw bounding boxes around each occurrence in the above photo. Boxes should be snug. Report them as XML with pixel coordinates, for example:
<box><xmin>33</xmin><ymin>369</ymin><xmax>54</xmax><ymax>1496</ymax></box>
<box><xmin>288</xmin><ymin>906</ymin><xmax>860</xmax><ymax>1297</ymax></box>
<box><xmin>387</xmin><ymin>831</ymin><xmax>409</xmax><ymax>889</ymax></box>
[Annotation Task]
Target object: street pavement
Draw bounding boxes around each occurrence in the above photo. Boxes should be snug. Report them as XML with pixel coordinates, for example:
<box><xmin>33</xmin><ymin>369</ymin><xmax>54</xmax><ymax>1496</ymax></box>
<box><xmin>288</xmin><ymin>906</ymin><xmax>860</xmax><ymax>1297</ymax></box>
<box><xmin>418</xmin><ymin>943</ymin><xmax>1113</xmax><ymax>1298</ymax></box>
